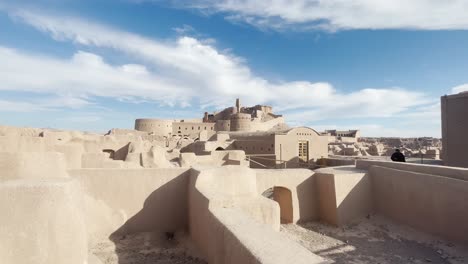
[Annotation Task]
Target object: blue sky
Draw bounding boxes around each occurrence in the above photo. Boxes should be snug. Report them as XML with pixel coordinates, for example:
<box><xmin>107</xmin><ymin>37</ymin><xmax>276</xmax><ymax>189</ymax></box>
<box><xmin>1</xmin><ymin>0</ymin><xmax>468</xmax><ymax>137</ymax></box>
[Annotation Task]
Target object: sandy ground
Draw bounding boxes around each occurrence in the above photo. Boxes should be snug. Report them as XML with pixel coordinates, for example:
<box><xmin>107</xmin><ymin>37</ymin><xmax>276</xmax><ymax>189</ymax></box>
<box><xmin>90</xmin><ymin>231</ymin><xmax>207</xmax><ymax>264</ymax></box>
<box><xmin>281</xmin><ymin>215</ymin><xmax>468</xmax><ymax>264</ymax></box>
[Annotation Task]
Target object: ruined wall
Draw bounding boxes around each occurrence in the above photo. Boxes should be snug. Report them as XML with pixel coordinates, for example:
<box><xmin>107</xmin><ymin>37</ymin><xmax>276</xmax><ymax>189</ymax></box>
<box><xmin>250</xmin><ymin>116</ymin><xmax>286</xmax><ymax>132</ymax></box>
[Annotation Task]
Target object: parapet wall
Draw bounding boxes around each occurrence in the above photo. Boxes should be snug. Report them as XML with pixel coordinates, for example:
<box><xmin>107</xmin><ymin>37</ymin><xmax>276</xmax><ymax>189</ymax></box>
<box><xmin>356</xmin><ymin>159</ymin><xmax>468</xmax><ymax>181</ymax></box>
<box><xmin>319</xmin><ymin>163</ymin><xmax>468</xmax><ymax>244</ymax></box>
<box><xmin>322</xmin><ymin>157</ymin><xmax>356</xmax><ymax>167</ymax></box>
<box><xmin>180</xmin><ymin>150</ymin><xmax>248</xmax><ymax>167</ymax></box>
<box><xmin>370</xmin><ymin>165</ymin><xmax>468</xmax><ymax>243</ymax></box>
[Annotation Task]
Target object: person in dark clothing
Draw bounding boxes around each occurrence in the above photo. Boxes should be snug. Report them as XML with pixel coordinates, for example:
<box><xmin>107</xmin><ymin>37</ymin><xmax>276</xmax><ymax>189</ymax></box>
<box><xmin>391</xmin><ymin>149</ymin><xmax>406</xmax><ymax>162</ymax></box>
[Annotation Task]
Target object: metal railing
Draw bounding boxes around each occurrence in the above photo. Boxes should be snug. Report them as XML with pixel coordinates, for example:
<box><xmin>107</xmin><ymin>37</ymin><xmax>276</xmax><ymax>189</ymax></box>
<box><xmin>245</xmin><ymin>154</ymin><xmax>287</xmax><ymax>168</ymax></box>
<box><xmin>245</xmin><ymin>154</ymin><xmax>314</xmax><ymax>169</ymax></box>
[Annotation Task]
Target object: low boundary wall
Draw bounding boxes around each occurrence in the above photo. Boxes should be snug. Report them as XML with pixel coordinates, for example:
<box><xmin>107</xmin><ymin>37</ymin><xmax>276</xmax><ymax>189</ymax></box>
<box><xmin>370</xmin><ymin>165</ymin><xmax>468</xmax><ymax>243</ymax></box>
<box><xmin>357</xmin><ymin>159</ymin><xmax>468</xmax><ymax>181</ymax></box>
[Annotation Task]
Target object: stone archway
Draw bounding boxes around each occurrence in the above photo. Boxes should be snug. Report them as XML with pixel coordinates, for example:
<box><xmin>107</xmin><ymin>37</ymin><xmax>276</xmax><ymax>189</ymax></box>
<box><xmin>215</xmin><ymin>147</ymin><xmax>225</xmax><ymax>151</ymax></box>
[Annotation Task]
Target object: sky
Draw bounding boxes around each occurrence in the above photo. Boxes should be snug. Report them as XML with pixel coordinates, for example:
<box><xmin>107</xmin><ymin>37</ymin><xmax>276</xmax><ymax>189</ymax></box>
<box><xmin>1</xmin><ymin>0</ymin><xmax>468</xmax><ymax>137</ymax></box>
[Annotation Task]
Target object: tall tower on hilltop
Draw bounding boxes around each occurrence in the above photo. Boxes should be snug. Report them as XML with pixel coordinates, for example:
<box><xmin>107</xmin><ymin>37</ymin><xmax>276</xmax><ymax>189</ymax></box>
<box><xmin>235</xmin><ymin>98</ymin><xmax>241</xmax><ymax>113</ymax></box>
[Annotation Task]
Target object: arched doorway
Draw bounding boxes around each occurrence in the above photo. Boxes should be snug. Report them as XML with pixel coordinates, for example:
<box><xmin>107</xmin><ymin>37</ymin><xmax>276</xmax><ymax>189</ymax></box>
<box><xmin>261</xmin><ymin>186</ymin><xmax>293</xmax><ymax>224</ymax></box>
<box><xmin>215</xmin><ymin>147</ymin><xmax>225</xmax><ymax>151</ymax></box>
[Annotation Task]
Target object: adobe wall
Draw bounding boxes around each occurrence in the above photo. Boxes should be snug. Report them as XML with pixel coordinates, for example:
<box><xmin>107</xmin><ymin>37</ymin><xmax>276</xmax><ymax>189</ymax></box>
<box><xmin>369</xmin><ymin>165</ymin><xmax>468</xmax><ymax>243</ymax></box>
<box><xmin>230</xmin><ymin>113</ymin><xmax>252</xmax><ymax>131</ymax></box>
<box><xmin>135</xmin><ymin>118</ymin><xmax>173</xmax><ymax>136</ymax></box>
<box><xmin>68</xmin><ymin>168</ymin><xmax>191</xmax><ymax>243</ymax></box>
<box><xmin>0</xmin><ymin>178</ymin><xmax>88</xmax><ymax>264</ymax></box>
<box><xmin>250</xmin><ymin>116</ymin><xmax>285</xmax><ymax>131</ymax></box>
<box><xmin>179</xmin><ymin>150</ymin><xmax>248</xmax><ymax>167</ymax></box>
<box><xmin>315</xmin><ymin>166</ymin><xmax>373</xmax><ymax>226</ymax></box>
<box><xmin>356</xmin><ymin>159</ymin><xmax>468</xmax><ymax>181</ymax></box>
<box><xmin>0</xmin><ymin>152</ymin><xmax>68</xmax><ymax>180</ymax></box>
<box><xmin>215</xmin><ymin>119</ymin><xmax>231</xmax><ymax>131</ymax></box>
<box><xmin>255</xmin><ymin>169</ymin><xmax>319</xmax><ymax>222</ymax></box>
<box><xmin>441</xmin><ymin>93</ymin><xmax>468</xmax><ymax>168</ymax></box>
<box><xmin>173</xmin><ymin>122</ymin><xmax>216</xmax><ymax>137</ymax></box>
<box><xmin>274</xmin><ymin>129</ymin><xmax>328</xmax><ymax>167</ymax></box>
<box><xmin>0</xmin><ymin>135</ymin><xmax>46</xmax><ymax>152</ymax></box>
<box><xmin>188</xmin><ymin>166</ymin><xmax>326</xmax><ymax>264</ymax></box>
<box><xmin>322</xmin><ymin>157</ymin><xmax>356</xmax><ymax>167</ymax></box>
<box><xmin>0</xmin><ymin>152</ymin><xmax>88</xmax><ymax>264</ymax></box>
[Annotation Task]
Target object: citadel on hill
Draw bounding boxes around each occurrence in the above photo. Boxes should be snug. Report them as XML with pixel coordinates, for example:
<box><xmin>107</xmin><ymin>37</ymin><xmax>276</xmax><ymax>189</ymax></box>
<box><xmin>134</xmin><ymin>99</ymin><xmax>288</xmax><ymax>137</ymax></box>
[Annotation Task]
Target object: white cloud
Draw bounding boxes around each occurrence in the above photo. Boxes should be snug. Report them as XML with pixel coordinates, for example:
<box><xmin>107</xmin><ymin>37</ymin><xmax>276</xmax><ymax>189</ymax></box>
<box><xmin>173</xmin><ymin>24</ymin><xmax>195</xmax><ymax>34</ymax></box>
<box><xmin>166</xmin><ymin>0</ymin><xmax>468</xmax><ymax>31</ymax></box>
<box><xmin>0</xmin><ymin>99</ymin><xmax>46</xmax><ymax>112</ymax></box>
<box><xmin>0</xmin><ymin>10</ymin><xmax>435</xmax><ymax>137</ymax></box>
<box><xmin>8</xmin><ymin>10</ymin><xmax>427</xmax><ymax>109</ymax></box>
<box><xmin>0</xmin><ymin>47</ymin><xmax>186</xmax><ymax>106</ymax></box>
<box><xmin>452</xmin><ymin>84</ymin><xmax>468</xmax><ymax>94</ymax></box>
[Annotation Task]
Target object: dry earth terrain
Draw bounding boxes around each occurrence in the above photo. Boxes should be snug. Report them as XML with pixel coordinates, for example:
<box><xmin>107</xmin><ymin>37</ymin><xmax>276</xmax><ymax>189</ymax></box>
<box><xmin>91</xmin><ymin>232</ymin><xmax>207</xmax><ymax>264</ymax></box>
<box><xmin>281</xmin><ymin>215</ymin><xmax>468</xmax><ymax>264</ymax></box>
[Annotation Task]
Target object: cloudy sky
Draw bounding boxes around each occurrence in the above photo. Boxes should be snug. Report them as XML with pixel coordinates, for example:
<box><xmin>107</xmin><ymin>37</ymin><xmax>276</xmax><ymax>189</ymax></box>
<box><xmin>1</xmin><ymin>0</ymin><xmax>467</xmax><ymax>137</ymax></box>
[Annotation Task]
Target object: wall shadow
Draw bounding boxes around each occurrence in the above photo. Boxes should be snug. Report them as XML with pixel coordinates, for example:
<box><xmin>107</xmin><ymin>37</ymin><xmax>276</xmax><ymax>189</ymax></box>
<box><xmin>334</xmin><ymin>173</ymin><xmax>373</xmax><ymax>226</ymax></box>
<box><xmin>113</xmin><ymin>143</ymin><xmax>130</xmax><ymax>161</ymax></box>
<box><xmin>261</xmin><ymin>186</ymin><xmax>294</xmax><ymax>224</ymax></box>
<box><xmin>296</xmin><ymin>176</ymin><xmax>319</xmax><ymax>223</ymax></box>
<box><xmin>98</xmin><ymin>171</ymin><xmax>207</xmax><ymax>264</ymax></box>
<box><xmin>273</xmin><ymin>187</ymin><xmax>293</xmax><ymax>224</ymax></box>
